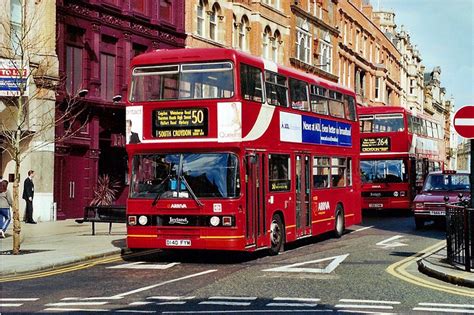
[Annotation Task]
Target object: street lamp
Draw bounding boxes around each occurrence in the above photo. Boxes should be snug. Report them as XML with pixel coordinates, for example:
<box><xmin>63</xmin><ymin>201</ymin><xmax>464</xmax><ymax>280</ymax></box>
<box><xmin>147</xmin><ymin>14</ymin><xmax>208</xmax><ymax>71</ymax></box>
<box><xmin>77</xmin><ymin>89</ymin><xmax>89</xmax><ymax>98</ymax></box>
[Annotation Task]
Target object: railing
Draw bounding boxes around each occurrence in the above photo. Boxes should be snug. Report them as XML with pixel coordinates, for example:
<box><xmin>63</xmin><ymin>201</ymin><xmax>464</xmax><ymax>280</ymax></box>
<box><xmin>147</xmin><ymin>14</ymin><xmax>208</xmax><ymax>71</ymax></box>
<box><xmin>446</xmin><ymin>203</ymin><xmax>474</xmax><ymax>272</ymax></box>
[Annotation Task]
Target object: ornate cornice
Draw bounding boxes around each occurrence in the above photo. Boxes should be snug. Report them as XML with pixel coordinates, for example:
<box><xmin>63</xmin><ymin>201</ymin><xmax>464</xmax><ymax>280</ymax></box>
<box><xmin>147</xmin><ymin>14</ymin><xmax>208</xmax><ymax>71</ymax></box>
<box><xmin>291</xmin><ymin>5</ymin><xmax>339</xmax><ymax>36</ymax></box>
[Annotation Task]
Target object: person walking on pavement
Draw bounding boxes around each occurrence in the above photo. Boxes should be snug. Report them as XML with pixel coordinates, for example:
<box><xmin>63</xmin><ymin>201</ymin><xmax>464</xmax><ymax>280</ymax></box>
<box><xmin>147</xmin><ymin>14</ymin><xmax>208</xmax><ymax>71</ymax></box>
<box><xmin>0</xmin><ymin>180</ymin><xmax>13</xmax><ymax>238</ymax></box>
<box><xmin>23</xmin><ymin>170</ymin><xmax>36</xmax><ymax>224</ymax></box>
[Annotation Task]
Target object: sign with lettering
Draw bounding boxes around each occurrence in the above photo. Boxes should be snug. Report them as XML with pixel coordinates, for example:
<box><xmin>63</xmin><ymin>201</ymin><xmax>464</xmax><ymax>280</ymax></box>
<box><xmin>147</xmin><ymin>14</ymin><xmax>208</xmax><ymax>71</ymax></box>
<box><xmin>361</xmin><ymin>137</ymin><xmax>391</xmax><ymax>152</ymax></box>
<box><xmin>280</xmin><ymin>112</ymin><xmax>352</xmax><ymax>147</ymax></box>
<box><xmin>153</xmin><ymin>108</ymin><xmax>208</xmax><ymax>138</ymax></box>
<box><xmin>0</xmin><ymin>59</ymin><xmax>29</xmax><ymax>96</ymax></box>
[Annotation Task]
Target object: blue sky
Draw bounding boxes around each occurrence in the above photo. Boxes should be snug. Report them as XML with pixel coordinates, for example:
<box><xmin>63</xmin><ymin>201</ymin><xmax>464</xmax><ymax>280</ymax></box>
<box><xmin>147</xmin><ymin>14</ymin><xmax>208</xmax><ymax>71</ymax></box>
<box><xmin>378</xmin><ymin>0</ymin><xmax>473</xmax><ymax>109</ymax></box>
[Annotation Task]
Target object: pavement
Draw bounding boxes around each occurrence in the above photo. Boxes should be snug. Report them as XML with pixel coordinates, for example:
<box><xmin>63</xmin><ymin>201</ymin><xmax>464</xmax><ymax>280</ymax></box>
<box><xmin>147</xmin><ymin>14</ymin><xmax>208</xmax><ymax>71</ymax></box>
<box><xmin>1</xmin><ymin>220</ymin><xmax>473</xmax><ymax>289</ymax></box>
<box><xmin>0</xmin><ymin>219</ymin><xmax>126</xmax><ymax>276</ymax></box>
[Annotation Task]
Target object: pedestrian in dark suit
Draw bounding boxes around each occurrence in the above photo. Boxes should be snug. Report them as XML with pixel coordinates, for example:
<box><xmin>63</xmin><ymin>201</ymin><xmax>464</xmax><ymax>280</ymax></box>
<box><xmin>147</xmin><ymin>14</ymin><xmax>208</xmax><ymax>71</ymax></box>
<box><xmin>22</xmin><ymin>170</ymin><xmax>36</xmax><ymax>224</ymax></box>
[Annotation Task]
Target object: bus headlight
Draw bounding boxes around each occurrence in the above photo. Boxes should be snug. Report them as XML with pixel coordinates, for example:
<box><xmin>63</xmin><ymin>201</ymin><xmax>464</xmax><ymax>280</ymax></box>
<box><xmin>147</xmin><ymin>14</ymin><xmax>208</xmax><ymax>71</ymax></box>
<box><xmin>393</xmin><ymin>191</ymin><xmax>399</xmax><ymax>197</ymax></box>
<box><xmin>138</xmin><ymin>215</ymin><xmax>148</xmax><ymax>226</ymax></box>
<box><xmin>210</xmin><ymin>216</ymin><xmax>220</xmax><ymax>227</ymax></box>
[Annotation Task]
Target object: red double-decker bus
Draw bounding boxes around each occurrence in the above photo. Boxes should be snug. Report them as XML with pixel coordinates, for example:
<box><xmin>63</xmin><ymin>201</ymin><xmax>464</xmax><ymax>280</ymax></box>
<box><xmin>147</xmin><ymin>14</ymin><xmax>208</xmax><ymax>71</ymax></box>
<box><xmin>125</xmin><ymin>48</ymin><xmax>361</xmax><ymax>254</ymax></box>
<box><xmin>358</xmin><ymin>106</ymin><xmax>445</xmax><ymax>211</ymax></box>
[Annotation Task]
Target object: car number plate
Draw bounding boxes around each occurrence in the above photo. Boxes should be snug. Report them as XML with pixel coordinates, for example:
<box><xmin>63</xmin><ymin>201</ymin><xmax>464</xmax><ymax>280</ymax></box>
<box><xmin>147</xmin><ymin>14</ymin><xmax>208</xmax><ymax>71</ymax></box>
<box><xmin>429</xmin><ymin>211</ymin><xmax>445</xmax><ymax>216</ymax></box>
<box><xmin>166</xmin><ymin>239</ymin><xmax>191</xmax><ymax>247</ymax></box>
<box><xmin>369</xmin><ymin>203</ymin><xmax>383</xmax><ymax>208</ymax></box>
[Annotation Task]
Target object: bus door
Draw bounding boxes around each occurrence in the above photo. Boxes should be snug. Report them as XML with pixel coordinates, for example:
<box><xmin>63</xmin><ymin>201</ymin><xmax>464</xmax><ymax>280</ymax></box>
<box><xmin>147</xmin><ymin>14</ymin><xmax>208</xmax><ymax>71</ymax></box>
<box><xmin>409</xmin><ymin>157</ymin><xmax>417</xmax><ymax>200</ymax></box>
<box><xmin>245</xmin><ymin>152</ymin><xmax>266</xmax><ymax>247</ymax></box>
<box><xmin>295</xmin><ymin>154</ymin><xmax>311</xmax><ymax>238</ymax></box>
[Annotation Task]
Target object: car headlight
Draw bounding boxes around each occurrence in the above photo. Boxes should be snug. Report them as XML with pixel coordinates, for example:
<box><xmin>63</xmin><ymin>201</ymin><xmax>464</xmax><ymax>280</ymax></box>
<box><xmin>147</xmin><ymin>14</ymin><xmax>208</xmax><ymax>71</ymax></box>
<box><xmin>415</xmin><ymin>203</ymin><xmax>424</xmax><ymax>209</ymax></box>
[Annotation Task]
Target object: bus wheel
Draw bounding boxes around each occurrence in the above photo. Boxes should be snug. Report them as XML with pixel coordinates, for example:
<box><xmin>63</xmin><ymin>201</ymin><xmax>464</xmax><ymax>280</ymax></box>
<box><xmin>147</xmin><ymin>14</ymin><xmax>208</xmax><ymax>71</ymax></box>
<box><xmin>334</xmin><ymin>205</ymin><xmax>345</xmax><ymax>238</ymax></box>
<box><xmin>269</xmin><ymin>214</ymin><xmax>284</xmax><ymax>255</ymax></box>
<box><xmin>415</xmin><ymin>217</ymin><xmax>425</xmax><ymax>230</ymax></box>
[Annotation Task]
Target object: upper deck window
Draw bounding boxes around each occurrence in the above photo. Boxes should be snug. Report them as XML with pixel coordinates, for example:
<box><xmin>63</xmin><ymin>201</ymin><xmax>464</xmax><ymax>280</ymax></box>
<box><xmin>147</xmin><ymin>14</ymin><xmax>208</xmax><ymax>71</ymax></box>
<box><xmin>290</xmin><ymin>78</ymin><xmax>309</xmax><ymax>111</ymax></box>
<box><xmin>129</xmin><ymin>62</ymin><xmax>234</xmax><ymax>102</ymax></box>
<box><xmin>360</xmin><ymin>113</ymin><xmax>404</xmax><ymax>133</ymax></box>
<box><xmin>265</xmin><ymin>71</ymin><xmax>288</xmax><ymax>107</ymax></box>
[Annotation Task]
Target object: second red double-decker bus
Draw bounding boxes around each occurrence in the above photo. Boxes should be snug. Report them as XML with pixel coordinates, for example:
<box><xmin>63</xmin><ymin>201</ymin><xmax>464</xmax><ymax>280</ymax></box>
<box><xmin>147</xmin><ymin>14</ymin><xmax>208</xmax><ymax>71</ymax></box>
<box><xmin>359</xmin><ymin>106</ymin><xmax>445</xmax><ymax>211</ymax></box>
<box><xmin>125</xmin><ymin>48</ymin><xmax>361</xmax><ymax>254</ymax></box>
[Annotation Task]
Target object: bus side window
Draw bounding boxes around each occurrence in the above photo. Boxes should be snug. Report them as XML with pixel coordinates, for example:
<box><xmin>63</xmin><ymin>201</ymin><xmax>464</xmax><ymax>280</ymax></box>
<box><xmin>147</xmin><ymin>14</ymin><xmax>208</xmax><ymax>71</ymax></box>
<box><xmin>344</xmin><ymin>96</ymin><xmax>356</xmax><ymax>121</ymax></box>
<box><xmin>313</xmin><ymin>156</ymin><xmax>330</xmax><ymax>189</ymax></box>
<box><xmin>265</xmin><ymin>71</ymin><xmax>288</xmax><ymax>107</ymax></box>
<box><xmin>240</xmin><ymin>63</ymin><xmax>263</xmax><ymax>103</ymax></box>
<box><xmin>331</xmin><ymin>157</ymin><xmax>346</xmax><ymax>187</ymax></box>
<box><xmin>289</xmin><ymin>78</ymin><xmax>310</xmax><ymax>111</ymax></box>
<box><xmin>328</xmin><ymin>90</ymin><xmax>345</xmax><ymax>119</ymax></box>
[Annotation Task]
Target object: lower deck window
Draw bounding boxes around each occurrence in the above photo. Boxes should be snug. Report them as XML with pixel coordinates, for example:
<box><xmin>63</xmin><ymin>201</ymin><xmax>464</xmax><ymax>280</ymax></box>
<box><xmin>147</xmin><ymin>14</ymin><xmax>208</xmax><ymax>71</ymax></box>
<box><xmin>269</xmin><ymin>154</ymin><xmax>291</xmax><ymax>191</ymax></box>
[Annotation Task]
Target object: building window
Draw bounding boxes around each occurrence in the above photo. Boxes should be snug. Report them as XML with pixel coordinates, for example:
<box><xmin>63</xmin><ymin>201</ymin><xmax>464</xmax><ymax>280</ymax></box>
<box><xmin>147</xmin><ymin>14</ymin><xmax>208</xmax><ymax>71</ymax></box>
<box><xmin>66</xmin><ymin>46</ymin><xmax>83</xmax><ymax>95</ymax></box>
<box><xmin>262</xmin><ymin>26</ymin><xmax>272</xmax><ymax>60</ymax></box>
<box><xmin>272</xmin><ymin>30</ymin><xmax>281</xmax><ymax>63</ymax></box>
<box><xmin>296</xmin><ymin>19</ymin><xmax>311</xmax><ymax>64</ymax></box>
<box><xmin>159</xmin><ymin>0</ymin><xmax>172</xmax><ymax>23</ymax></box>
<box><xmin>355</xmin><ymin>29</ymin><xmax>360</xmax><ymax>52</ymax></box>
<box><xmin>197</xmin><ymin>0</ymin><xmax>205</xmax><ymax>36</ymax></box>
<box><xmin>209</xmin><ymin>5</ymin><xmax>217</xmax><ymax>40</ymax></box>
<box><xmin>409</xmin><ymin>78</ymin><xmax>416</xmax><ymax>95</ymax></box>
<box><xmin>343</xmin><ymin>22</ymin><xmax>347</xmax><ymax>45</ymax></box>
<box><xmin>239</xmin><ymin>16</ymin><xmax>249</xmax><ymax>51</ymax></box>
<box><xmin>319</xmin><ymin>32</ymin><xmax>332</xmax><ymax>73</ymax></box>
<box><xmin>132</xmin><ymin>0</ymin><xmax>146</xmax><ymax>14</ymax></box>
<box><xmin>132</xmin><ymin>43</ymin><xmax>147</xmax><ymax>57</ymax></box>
<box><xmin>10</xmin><ymin>0</ymin><xmax>22</xmax><ymax>53</ymax></box>
<box><xmin>100</xmin><ymin>53</ymin><xmax>115</xmax><ymax>101</ymax></box>
<box><xmin>375</xmin><ymin>77</ymin><xmax>380</xmax><ymax>100</ymax></box>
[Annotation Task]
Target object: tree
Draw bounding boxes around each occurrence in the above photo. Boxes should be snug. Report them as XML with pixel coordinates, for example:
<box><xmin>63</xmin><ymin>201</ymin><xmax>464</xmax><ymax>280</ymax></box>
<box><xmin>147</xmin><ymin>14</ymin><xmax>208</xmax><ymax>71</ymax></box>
<box><xmin>0</xmin><ymin>1</ymin><xmax>88</xmax><ymax>254</ymax></box>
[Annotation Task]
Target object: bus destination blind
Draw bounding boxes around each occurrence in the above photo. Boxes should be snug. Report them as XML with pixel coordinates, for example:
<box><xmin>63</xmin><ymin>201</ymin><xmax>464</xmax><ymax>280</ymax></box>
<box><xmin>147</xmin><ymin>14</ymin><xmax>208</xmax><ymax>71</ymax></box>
<box><xmin>361</xmin><ymin>137</ymin><xmax>391</xmax><ymax>152</ymax></box>
<box><xmin>153</xmin><ymin>108</ymin><xmax>208</xmax><ymax>138</ymax></box>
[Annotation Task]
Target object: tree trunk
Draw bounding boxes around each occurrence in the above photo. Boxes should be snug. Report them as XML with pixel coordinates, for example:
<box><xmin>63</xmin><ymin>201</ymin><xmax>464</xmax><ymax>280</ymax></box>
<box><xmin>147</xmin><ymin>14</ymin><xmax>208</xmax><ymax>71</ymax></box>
<box><xmin>12</xmin><ymin>160</ymin><xmax>22</xmax><ymax>255</ymax></box>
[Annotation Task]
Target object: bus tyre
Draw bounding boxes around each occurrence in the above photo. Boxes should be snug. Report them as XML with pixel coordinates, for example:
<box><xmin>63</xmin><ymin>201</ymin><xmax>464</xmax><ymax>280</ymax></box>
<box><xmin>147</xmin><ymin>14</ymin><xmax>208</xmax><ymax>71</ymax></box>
<box><xmin>269</xmin><ymin>214</ymin><xmax>284</xmax><ymax>256</ymax></box>
<box><xmin>334</xmin><ymin>206</ymin><xmax>345</xmax><ymax>238</ymax></box>
<box><xmin>415</xmin><ymin>217</ymin><xmax>424</xmax><ymax>230</ymax></box>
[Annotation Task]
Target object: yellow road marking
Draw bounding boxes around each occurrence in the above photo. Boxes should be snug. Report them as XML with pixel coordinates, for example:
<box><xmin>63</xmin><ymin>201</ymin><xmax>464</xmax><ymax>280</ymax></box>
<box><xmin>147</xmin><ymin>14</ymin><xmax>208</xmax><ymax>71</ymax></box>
<box><xmin>0</xmin><ymin>250</ymin><xmax>160</xmax><ymax>283</ymax></box>
<box><xmin>386</xmin><ymin>240</ymin><xmax>474</xmax><ymax>297</ymax></box>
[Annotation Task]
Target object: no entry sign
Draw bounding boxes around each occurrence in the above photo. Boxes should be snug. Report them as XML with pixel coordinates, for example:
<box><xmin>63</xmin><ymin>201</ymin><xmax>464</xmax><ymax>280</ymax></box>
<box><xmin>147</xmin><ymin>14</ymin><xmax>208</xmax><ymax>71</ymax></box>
<box><xmin>453</xmin><ymin>105</ymin><xmax>474</xmax><ymax>139</ymax></box>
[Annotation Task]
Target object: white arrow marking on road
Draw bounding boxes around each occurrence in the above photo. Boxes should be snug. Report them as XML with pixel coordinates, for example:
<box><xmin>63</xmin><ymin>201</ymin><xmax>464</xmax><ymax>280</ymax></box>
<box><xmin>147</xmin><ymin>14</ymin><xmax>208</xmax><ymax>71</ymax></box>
<box><xmin>262</xmin><ymin>254</ymin><xmax>349</xmax><ymax>274</ymax></box>
<box><xmin>107</xmin><ymin>262</ymin><xmax>180</xmax><ymax>270</ymax></box>
<box><xmin>376</xmin><ymin>235</ymin><xmax>408</xmax><ymax>249</ymax></box>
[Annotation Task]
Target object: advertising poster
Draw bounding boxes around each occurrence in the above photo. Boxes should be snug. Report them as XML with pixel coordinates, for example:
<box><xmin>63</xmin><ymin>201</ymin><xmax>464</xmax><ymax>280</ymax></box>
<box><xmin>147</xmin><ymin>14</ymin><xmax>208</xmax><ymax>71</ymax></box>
<box><xmin>126</xmin><ymin>106</ymin><xmax>143</xmax><ymax>144</ymax></box>
<box><xmin>218</xmin><ymin>102</ymin><xmax>242</xmax><ymax>142</ymax></box>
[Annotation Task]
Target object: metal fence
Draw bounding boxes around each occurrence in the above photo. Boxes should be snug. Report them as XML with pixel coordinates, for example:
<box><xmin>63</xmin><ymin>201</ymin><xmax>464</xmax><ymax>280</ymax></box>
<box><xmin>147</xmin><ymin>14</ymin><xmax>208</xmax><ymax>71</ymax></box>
<box><xmin>446</xmin><ymin>203</ymin><xmax>474</xmax><ymax>272</ymax></box>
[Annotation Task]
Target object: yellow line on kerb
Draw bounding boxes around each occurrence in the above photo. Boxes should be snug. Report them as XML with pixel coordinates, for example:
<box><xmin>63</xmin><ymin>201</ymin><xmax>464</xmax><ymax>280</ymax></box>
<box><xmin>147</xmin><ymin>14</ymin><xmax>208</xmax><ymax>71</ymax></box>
<box><xmin>386</xmin><ymin>240</ymin><xmax>474</xmax><ymax>297</ymax></box>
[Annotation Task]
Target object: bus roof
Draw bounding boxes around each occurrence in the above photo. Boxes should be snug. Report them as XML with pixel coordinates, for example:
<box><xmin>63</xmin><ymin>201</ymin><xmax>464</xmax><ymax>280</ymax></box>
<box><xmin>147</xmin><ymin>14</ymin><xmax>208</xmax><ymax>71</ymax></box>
<box><xmin>130</xmin><ymin>48</ymin><xmax>354</xmax><ymax>96</ymax></box>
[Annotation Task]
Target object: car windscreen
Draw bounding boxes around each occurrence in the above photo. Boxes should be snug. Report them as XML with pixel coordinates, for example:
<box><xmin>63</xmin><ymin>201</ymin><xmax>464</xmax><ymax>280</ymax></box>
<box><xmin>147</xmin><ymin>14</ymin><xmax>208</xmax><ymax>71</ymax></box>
<box><xmin>360</xmin><ymin>159</ymin><xmax>407</xmax><ymax>183</ymax></box>
<box><xmin>423</xmin><ymin>174</ymin><xmax>470</xmax><ymax>192</ymax></box>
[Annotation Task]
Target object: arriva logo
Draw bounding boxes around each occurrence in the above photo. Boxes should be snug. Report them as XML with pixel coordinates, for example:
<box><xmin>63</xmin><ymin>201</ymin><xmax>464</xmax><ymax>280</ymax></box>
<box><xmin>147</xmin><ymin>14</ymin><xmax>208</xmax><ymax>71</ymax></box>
<box><xmin>170</xmin><ymin>204</ymin><xmax>187</xmax><ymax>208</ymax></box>
<box><xmin>318</xmin><ymin>201</ymin><xmax>330</xmax><ymax>211</ymax></box>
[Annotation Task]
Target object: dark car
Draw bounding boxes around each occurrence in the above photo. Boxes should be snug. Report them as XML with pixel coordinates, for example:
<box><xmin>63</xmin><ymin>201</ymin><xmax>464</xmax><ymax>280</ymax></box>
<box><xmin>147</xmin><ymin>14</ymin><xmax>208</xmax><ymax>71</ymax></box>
<box><xmin>413</xmin><ymin>171</ymin><xmax>470</xmax><ymax>229</ymax></box>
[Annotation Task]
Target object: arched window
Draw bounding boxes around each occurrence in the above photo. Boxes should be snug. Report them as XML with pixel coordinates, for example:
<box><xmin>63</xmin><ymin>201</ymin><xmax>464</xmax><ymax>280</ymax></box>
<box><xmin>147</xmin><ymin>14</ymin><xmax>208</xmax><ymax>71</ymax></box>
<box><xmin>232</xmin><ymin>14</ymin><xmax>238</xmax><ymax>48</ymax></box>
<box><xmin>296</xmin><ymin>19</ymin><xmax>311</xmax><ymax>64</ymax></box>
<box><xmin>319</xmin><ymin>32</ymin><xmax>332</xmax><ymax>73</ymax></box>
<box><xmin>263</xmin><ymin>26</ymin><xmax>272</xmax><ymax>60</ymax></box>
<box><xmin>209</xmin><ymin>3</ymin><xmax>220</xmax><ymax>41</ymax></box>
<box><xmin>273</xmin><ymin>30</ymin><xmax>281</xmax><ymax>63</ymax></box>
<box><xmin>197</xmin><ymin>0</ymin><xmax>205</xmax><ymax>36</ymax></box>
<box><xmin>239</xmin><ymin>15</ymin><xmax>249</xmax><ymax>51</ymax></box>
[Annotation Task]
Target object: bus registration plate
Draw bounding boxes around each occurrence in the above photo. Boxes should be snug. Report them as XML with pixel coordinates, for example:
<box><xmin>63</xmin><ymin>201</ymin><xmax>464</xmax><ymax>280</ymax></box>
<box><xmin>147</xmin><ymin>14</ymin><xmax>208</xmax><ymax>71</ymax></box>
<box><xmin>430</xmin><ymin>211</ymin><xmax>445</xmax><ymax>216</ymax></box>
<box><xmin>166</xmin><ymin>239</ymin><xmax>191</xmax><ymax>247</ymax></box>
<box><xmin>369</xmin><ymin>203</ymin><xmax>383</xmax><ymax>208</ymax></box>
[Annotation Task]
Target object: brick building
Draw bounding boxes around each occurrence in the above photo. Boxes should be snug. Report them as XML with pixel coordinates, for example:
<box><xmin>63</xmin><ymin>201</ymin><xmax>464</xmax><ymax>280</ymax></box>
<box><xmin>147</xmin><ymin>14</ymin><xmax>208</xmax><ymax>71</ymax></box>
<box><xmin>54</xmin><ymin>0</ymin><xmax>186</xmax><ymax>219</ymax></box>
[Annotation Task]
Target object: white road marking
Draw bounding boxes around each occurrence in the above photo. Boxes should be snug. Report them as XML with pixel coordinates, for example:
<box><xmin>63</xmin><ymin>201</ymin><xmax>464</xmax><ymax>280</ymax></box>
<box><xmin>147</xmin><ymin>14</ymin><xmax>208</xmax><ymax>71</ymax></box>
<box><xmin>43</xmin><ymin>308</ymin><xmax>109</xmax><ymax>312</ymax></box>
<box><xmin>273</xmin><ymin>297</ymin><xmax>321</xmax><ymax>302</ymax></box>
<box><xmin>116</xmin><ymin>311</ymin><xmax>156</xmax><ymax>314</ymax></box>
<box><xmin>156</xmin><ymin>301</ymin><xmax>187</xmax><ymax>305</ymax></box>
<box><xmin>266</xmin><ymin>302</ymin><xmax>318</xmax><ymax>307</ymax></box>
<box><xmin>163</xmin><ymin>310</ymin><xmax>330</xmax><ymax>314</ymax></box>
<box><xmin>199</xmin><ymin>301</ymin><xmax>252</xmax><ymax>306</ymax></box>
<box><xmin>335</xmin><ymin>304</ymin><xmax>393</xmax><ymax>310</ymax></box>
<box><xmin>352</xmin><ymin>226</ymin><xmax>374</xmax><ymax>233</ymax></box>
<box><xmin>61</xmin><ymin>296</ymin><xmax>123</xmax><ymax>301</ymax></box>
<box><xmin>147</xmin><ymin>296</ymin><xmax>195</xmax><ymax>300</ymax></box>
<box><xmin>111</xmin><ymin>269</ymin><xmax>217</xmax><ymax>298</ymax></box>
<box><xmin>413</xmin><ymin>307</ymin><xmax>474</xmax><ymax>313</ymax></box>
<box><xmin>418</xmin><ymin>303</ymin><xmax>474</xmax><ymax>308</ymax></box>
<box><xmin>0</xmin><ymin>298</ymin><xmax>39</xmax><ymax>301</ymax></box>
<box><xmin>129</xmin><ymin>301</ymin><xmax>154</xmax><ymax>306</ymax></box>
<box><xmin>338</xmin><ymin>311</ymin><xmax>395</xmax><ymax>315</ymax></box>
<box><xmin>339</xmin><ymin>299</ymin><xmax>400</xmax><ymax>304</ymax></box>
<box><xmin>45</xmin><ymin>302</ymin><xmax>109</xmax><ymax>306</ymax></box>
<box><xmin>107</xmin><ymin>262</ymin><xmax>180</xmax><ymax>270</ymax></box>
<box><xmin>376</xmin><ymin>235</ymin><xmax>407</xmax><ymax>249</ymax></box>
<box><xmin>263</xmin><ymin>254</ymin><xmax>349</xmax><ymax>274</ymax></box>
<box><xmin>209</xmin><ymin>296</ymin><xmax>257</xmax><ymax>301</ymax></box>
<box><xmin>0</xmin><ymin>303</ymin><xmax>23</xmax><ymax>307</ymax></box>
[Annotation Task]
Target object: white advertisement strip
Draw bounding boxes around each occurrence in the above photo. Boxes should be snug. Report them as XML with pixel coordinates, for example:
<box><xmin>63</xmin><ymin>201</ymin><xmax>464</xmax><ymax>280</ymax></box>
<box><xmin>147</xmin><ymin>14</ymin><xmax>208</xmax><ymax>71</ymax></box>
<box><xmin>218</xmin><ymin>102</ymin><xmax>242</xmax><ymax>142</ymax></box>
<box><xmin>280</xmin><ymin>111</ymin><xmax>302</xmax><ymax>143</ymax></box>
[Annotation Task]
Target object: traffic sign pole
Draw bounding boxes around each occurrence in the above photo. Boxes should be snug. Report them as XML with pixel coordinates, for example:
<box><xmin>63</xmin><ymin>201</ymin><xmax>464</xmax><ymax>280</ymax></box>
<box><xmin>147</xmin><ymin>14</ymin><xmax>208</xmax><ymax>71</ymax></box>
<box><xmin>471</xmin><ymin>139</ymin><xmax>474</xmax><ymax>208</ymax></box>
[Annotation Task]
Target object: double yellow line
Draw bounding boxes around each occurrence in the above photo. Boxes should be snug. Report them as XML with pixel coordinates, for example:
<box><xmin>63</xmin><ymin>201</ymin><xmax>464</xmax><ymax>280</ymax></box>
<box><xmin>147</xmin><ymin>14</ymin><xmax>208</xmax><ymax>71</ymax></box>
<box><xmin>0</xmin><ymin>249</ymin><xmax>160</xmax><ymax>283</ymax></box>
<box><xmin>387</xmin><ymin>240</ymin><xmax>474</xmax><ymax>297</ymax></box>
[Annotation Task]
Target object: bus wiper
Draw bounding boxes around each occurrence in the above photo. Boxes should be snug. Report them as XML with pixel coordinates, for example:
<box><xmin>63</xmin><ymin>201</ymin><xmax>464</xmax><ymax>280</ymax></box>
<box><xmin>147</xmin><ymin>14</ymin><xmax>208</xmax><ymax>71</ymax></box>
<box><xmin>151</xmin><ymin>174</ymin><xmax>174</xmax><ymax>207</ymax></box>
<box><xmin>179</xmin><ymin>175</ymin><xmax>204</xmax><ymax>208</ymax></box>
